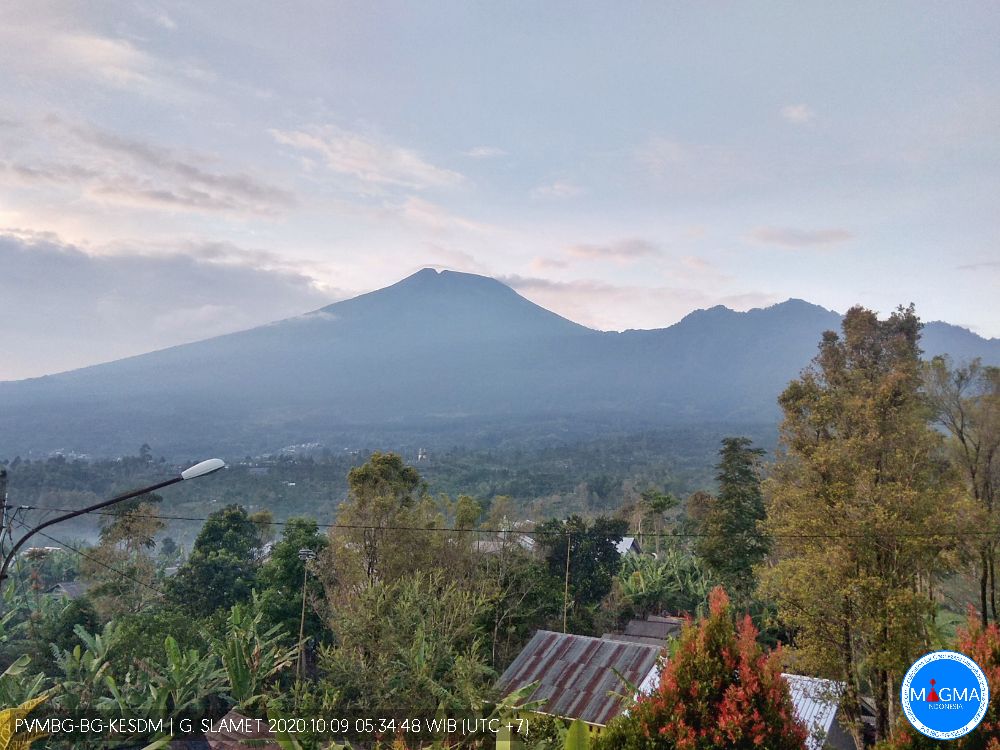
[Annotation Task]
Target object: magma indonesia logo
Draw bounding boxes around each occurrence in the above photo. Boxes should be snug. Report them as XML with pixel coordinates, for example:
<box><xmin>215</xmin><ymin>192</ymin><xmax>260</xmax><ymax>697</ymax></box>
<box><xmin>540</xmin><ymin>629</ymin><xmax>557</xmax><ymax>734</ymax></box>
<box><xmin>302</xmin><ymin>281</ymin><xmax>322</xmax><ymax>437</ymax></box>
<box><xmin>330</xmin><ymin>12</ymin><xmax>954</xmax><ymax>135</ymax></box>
<box><xmin>901</xmin><ymin>651</ymin><xmax>989</xmax><ymax>740</ymax></box>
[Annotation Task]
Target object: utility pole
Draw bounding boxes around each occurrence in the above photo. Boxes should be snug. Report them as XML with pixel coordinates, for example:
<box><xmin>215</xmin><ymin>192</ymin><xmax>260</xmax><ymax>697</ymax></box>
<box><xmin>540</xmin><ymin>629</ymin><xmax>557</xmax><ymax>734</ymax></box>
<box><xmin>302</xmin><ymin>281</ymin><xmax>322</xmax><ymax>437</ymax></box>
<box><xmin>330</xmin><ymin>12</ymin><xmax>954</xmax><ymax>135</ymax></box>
<box><xmin>562</xmin><ymin>531</ymin><xmax>571</xmax><ymax>633</ymax></box>
<box><xmin>0</xmin><ymin>469</ymin><xmax>8</xmax><ymax>559</ymax></box>
<box><xmin>296</xmin><ymin>548</ymin><xmax>317</xmax><ymax>683</ymax></box>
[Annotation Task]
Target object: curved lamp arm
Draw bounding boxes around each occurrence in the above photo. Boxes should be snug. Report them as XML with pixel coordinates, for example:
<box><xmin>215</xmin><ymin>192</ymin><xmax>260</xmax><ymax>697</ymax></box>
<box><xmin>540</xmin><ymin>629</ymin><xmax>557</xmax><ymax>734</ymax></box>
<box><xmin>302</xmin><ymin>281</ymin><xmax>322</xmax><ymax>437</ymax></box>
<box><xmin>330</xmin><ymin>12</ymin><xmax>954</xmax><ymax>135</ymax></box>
<box><xmin>0</xmin><ymin>458</ymin><xmax>224</xmax><ymax>583</ymax></box>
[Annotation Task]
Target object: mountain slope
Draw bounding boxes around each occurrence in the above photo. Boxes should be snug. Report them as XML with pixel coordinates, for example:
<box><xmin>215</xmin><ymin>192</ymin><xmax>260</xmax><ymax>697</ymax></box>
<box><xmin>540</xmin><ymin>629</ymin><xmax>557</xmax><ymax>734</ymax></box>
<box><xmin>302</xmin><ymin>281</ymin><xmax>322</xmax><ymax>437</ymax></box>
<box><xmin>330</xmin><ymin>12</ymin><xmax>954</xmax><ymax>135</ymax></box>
<box><xmin>0</xmin><ymin>269</ymin><xmax>996</xmax><ymax>457</ymax></box>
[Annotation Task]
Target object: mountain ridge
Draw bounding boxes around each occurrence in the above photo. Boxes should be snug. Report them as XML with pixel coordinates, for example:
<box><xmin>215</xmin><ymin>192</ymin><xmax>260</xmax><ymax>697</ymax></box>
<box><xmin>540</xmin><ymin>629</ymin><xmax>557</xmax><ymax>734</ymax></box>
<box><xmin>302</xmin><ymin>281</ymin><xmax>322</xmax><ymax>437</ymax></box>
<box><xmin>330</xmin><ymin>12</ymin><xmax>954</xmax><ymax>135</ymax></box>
<box><xmin>0</xmin><ymin>268</ymin><xmax>996</xmax><ymax>457</ymax></box>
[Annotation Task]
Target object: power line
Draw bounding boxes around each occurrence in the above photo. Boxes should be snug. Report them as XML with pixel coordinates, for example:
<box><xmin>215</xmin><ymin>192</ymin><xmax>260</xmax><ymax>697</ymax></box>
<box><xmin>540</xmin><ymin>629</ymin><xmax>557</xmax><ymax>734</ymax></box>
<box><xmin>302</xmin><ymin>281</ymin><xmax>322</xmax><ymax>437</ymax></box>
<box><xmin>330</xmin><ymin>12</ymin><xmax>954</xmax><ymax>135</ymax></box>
<box><xmin>19</xmin><ymin>505</ymin><xmax>1000</xmax><ymax>539</ymax></box>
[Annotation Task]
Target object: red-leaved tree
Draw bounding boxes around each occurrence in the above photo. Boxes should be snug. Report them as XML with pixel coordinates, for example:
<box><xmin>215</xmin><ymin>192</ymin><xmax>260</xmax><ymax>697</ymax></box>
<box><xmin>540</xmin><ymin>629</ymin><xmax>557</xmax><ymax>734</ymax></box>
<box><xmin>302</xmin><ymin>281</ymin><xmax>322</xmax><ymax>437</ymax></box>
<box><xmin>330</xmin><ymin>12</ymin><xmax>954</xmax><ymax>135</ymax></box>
<box><xmin>879</xmin><ymin>613</ymin><xmax>1000</xmax><ymax>749</ymax></box>
<box><xmin>595</xmin><ymin>586</ymin><xmax>806</xmax><ymax>750</ymax></box>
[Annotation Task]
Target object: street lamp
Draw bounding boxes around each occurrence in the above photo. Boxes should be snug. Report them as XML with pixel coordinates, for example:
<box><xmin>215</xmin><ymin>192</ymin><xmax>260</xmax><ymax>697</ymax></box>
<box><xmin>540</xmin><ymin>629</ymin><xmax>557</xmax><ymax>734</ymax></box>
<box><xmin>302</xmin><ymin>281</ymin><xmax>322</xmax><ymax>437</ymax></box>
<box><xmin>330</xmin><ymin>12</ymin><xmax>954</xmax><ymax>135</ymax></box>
<box><xmin>0</xmin><ymin>458</ymin><xmax>225</xmax><ymax>584</ymax></box>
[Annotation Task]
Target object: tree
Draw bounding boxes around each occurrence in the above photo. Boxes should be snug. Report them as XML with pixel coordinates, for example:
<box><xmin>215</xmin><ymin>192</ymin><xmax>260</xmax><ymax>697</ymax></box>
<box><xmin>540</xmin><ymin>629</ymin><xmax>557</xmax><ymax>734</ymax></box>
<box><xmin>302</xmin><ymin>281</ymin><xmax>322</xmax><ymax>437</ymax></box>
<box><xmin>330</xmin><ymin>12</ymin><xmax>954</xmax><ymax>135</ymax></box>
<box><xmin>638</xmin><ymin>488</ymin><xmax>678</xmax><ymax>555</ymax></box>
<box><xmin>595</xmin><ymin>587</ymin><xmax>806</xmax><ymax>750</ymax></box>
<box><xmin>319</xmin><ymin>572</ymin><xmax>493</xmax><ymax>713</ymax></box>
<box><xmin>696</xmin><ymin>437</ymin><xmax>768</xmax><ymax>607</ymax></box>
<box><xmin>167</xmin><ymin>504</ymin><xmax>262</xmax><ymax>615</ymax></box>
<box><xmin>326</xmin><ymin>452</ymin><xmax>426</xmax><ymax>589</ymax></box>
<box><xmin>925</xmin><ymin>356</ymin><xmax>1000</xmax><ymax>626</ymax></box>
<box><xmin>536</xmin><ymin>515</ymin><xmax>628</xmax><ymax>630</ymax></box>
<box><xmin>257</xmin><ymin>517</ymin><xmax>329</xmax><ymax>640</ymax></box>
<box><xmin>82</xmin><ymin>492</ymin><xmax>165</xmax><ymax>617</ymax></box>
<box><xmin>760</xmin><ymin>305</ymin><xmax>969</xmax><ymax>745</ymax></box>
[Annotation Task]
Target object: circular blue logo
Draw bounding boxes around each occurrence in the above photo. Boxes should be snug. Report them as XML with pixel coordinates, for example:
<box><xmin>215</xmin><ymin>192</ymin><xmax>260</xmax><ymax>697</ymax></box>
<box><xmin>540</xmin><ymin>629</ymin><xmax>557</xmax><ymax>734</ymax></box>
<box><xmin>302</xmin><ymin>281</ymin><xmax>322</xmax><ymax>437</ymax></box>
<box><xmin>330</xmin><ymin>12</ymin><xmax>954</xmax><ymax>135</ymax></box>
<box><xmin>901</xmin><ymin>651</ymin><xmax>989</xmax><ymax>740</ymax></box>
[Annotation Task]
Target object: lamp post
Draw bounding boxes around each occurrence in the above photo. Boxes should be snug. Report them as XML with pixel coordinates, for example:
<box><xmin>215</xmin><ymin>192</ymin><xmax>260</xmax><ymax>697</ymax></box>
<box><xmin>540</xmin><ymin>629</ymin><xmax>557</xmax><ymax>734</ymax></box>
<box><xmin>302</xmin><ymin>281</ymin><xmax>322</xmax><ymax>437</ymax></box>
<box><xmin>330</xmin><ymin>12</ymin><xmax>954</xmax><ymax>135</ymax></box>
<box><xmin>0</xmin><ymin>458</ymin><xmax>225</xmax><ymax>585</ymax></box>
<box><xmin>296</xmin><ymin>547</ymin><xmax>317</xmax><ymax>683</ymax></box>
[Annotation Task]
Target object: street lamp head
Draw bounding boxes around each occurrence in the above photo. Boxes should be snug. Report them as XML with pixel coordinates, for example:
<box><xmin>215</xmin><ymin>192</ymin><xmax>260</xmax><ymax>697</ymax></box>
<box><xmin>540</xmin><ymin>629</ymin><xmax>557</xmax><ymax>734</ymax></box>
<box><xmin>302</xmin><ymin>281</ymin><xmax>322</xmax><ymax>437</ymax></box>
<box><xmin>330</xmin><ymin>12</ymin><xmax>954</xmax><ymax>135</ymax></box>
<box><xmin>180</xmin><ymin>458</ymin><xmax>226</xmax><ymax>481</ymax></box>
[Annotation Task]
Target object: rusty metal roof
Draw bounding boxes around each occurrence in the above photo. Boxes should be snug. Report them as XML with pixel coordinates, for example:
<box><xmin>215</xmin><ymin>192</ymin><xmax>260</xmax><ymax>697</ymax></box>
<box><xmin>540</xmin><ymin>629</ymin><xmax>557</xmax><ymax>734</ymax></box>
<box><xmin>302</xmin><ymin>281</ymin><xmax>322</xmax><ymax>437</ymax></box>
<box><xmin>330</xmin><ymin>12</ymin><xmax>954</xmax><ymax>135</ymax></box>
<box><xmin>496</xmin><ymin>630</ymin><xmax>662</xmax><ymax>726</ymax></box>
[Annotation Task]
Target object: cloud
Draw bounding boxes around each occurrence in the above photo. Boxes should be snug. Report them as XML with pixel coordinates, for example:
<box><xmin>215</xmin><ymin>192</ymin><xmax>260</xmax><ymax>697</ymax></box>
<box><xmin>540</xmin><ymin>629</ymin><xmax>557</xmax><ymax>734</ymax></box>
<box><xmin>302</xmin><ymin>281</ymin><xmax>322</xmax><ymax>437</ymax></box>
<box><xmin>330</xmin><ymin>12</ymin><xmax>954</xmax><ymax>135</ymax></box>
<box><xmin>748</xmin><ymin>226</ymin><xmax>854</xmax><ymax>248</ymax></box>
<box><xmin>956</xmin><ymin>261</ymin><xmax>1000</xmax><ymax>271</ymax></box>
<box><xmin>398</xmin><ymin>197</ymin><xmax>493</xmax><ymax>234</ymax></box>
<box><xmin>0</xmin><ymin>118</ymin><xmax>295</xmax><ymax>216</ymax></box>
<box><xmin>566</xmin><ymin>238</ymin><xmax>658</xmax><ymax>261</ymax></box>
<box><xmin>633</xmin><ymin>136</ymin><xmax>751</xmax><ymax>194</ymax></box>
<box><xmin>0</xmin><ymin>232</ymin><xmax>339</xmax><ymax>380</ymax></box>
<box><xmin>780</xmin><ymin>104</ymin><xmax>816</xmax><ymax>124</ymax></box>
<box><xmin>530</xmin><ymin>257</ymin><xmax>570</xmax><ymax>271</ymax></box>
<box><xmin>464</xmin><ymin>146</ymin><xmax>505</xmax><ymax>158</ymax></box>
<box><xmin>531</xmin><ymin>180</ymin><xmax>583</xmax><ymax>199</ymax></box>
<box><xmin>271</xmin><ymin>125</ymin><xmax>464</xmax><ymax>190</ymax></box>
<box><xmin>0</xmin><ymin>7</ymin><xmax>198</xmax><ymax>98</ymax></box>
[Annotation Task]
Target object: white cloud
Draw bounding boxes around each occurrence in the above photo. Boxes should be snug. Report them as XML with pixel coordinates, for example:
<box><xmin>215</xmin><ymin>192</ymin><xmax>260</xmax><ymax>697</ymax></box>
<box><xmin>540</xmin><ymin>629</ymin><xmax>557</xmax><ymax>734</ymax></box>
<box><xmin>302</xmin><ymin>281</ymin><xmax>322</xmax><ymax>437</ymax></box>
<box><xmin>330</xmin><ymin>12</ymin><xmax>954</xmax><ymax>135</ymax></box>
<box><xmin>566</xmin><ymin>238</ymin><xmax>658</xmax><ymax>261</ymax></box>
<box><xmin>0</xmin><ymin>118</ymin><xmax>295</xmax><ymax>216</ymax></box>
<box><xmin>748</xmin><ymin>226</ymin><xmax>854</xmax><ymax>248</ymax></box>
<box><xmin>271</xmin><ymin>125</ymin><xmax>464</xmax><ymax>190</ymax></box>
<box><xmin>398</xmin><ymin>197</ymin><xmax>493</xmax><ymax>234</ymax></box>
<box><xmin>464</xmin><ymin>146</ymin><xmax>506</xmax><ymax>158</ymax></box>
<box><xmin>0</xmin><ymin>232</ymin><xmax>339</xmax><ymax>380</ymax></box>
<box><xmin>531</xmin><ymin>180</ymin><xmax>583</xmax><ymax>199</ymax></box>
<box><xmin>780</xmin><ymin>104</ymin><xmax>816</xmax><ymax>124</ymax></box>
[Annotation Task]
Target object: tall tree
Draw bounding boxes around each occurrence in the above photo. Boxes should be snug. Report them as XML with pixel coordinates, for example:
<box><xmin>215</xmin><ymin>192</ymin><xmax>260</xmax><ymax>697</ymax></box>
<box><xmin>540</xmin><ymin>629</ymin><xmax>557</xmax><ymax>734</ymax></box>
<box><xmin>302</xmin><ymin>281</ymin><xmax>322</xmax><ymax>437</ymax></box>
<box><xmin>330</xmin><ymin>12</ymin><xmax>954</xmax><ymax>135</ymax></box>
<box><xmin>536</xmin><ymin>514</ymin><xmax>628</xmax><ymax>629</ymax></box>
<box><xmin>82</xmin><ymin>492</ymin><xmax>165</xmax><ymax>617</ymax></box>
<box><xmin>696</xmin><ymin>437</ymin><xmax>768</xmax><ymax>606</ymax></box>
<box><xmin>168</xmin><ymin>504</ymin><xmax>262</xmax><ymax>615</ymax></box>
<box><xmin>925</xmin><ymin>356</ymin><xmax>1000</xmax><ymax>626</ymax></box>
<box><xmin>257</xmin><ymin>517</ymin><xmax>329</xmax><ymax>639</ymax></box>
<box><xmin>760</xmin><ymin>305</ymin><xmax>969</xmax><ymax>745</ymax></box>
<box><xmin>325</xmin><ymin>452</ymin><xmax>438</xmax><ymax>590</ymax></box>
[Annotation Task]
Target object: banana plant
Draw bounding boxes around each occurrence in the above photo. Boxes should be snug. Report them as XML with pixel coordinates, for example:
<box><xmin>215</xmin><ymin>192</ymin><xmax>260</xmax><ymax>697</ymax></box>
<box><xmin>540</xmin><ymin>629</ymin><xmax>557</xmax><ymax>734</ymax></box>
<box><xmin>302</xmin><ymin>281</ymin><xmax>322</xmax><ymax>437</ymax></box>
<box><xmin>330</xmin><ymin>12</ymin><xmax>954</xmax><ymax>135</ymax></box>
<box><xmin>213</xmin><ymin>592</ymin><xmax>297</xmax><ymax>711</ymax></box>
<box><xmin>562</xmin><ymin>720</ymin><xmax>588</xmax><ymax>750</ymax></box>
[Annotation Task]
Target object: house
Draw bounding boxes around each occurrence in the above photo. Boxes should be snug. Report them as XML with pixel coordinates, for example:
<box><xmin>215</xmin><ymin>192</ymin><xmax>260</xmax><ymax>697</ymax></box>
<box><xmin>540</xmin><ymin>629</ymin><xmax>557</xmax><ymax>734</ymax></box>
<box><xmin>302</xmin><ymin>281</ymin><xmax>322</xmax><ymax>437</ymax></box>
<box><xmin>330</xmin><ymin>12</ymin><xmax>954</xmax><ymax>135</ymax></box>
<box><xmin>603</xmin><ymin>614</ymin><xmax>684</xmax><ymax>646</ymax></box>
<box><xmin>498</xmin><ymin>629</ymin><xmax>861</xmax><ymax>748</ymax></box>
<box><xmin>47</xmin><ymin>581</ymin><xmax>91</xmax><ymax>599</ymax></box>
<box><xmin>495</xmin><ymin>630</ymin><xmax>663</xmax><ymax>732</ymax></box>
<box><xmin>615</xmin><ymin>536</ymin><xmax>642</xmax><ymax>557</ymax></box>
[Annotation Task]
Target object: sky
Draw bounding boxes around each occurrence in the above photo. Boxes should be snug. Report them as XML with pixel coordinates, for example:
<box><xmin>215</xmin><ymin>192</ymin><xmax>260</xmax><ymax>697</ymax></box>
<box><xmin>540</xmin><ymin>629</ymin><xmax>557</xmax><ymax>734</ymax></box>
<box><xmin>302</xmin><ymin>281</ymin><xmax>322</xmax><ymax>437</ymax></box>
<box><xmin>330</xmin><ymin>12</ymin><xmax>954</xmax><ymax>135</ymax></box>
<box><xmin>0</xmin><ymin>2</ymin><xmax>998</xmax><ymax>380</ymax></box>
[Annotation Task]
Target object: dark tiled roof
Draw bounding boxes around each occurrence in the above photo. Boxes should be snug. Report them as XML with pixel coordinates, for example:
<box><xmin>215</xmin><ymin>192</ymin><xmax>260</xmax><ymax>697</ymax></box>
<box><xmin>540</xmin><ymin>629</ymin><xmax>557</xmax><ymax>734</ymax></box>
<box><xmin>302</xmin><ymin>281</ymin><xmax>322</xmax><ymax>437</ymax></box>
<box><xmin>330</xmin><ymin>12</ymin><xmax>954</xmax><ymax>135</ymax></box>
<box><xmin>496</xmin><ymin>631</ymin><xmax>662</xmax><ymax>726</ymax></box>
<box><xmin>623</xmin><ymin>618</ymin><xmax>681</xmax><ymax>640</ymax></box>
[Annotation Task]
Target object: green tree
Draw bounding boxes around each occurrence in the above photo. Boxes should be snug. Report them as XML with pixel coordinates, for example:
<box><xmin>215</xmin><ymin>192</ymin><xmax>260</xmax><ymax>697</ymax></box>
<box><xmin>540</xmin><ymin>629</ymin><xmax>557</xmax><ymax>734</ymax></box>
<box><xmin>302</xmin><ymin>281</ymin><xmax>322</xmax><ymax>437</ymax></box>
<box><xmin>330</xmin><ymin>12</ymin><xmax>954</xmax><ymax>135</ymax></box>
<box><xmin>696</xmin><ymin>437</ymin><xmax>768</xmax><ymax>607</ymax></box>
<box><xmin>925</xmin><ymin>356</ymin><xmax>1000</xmax><ymax>626</ymax></box>
<box><xmin>638</xmin><ymin>488</ymin><xmax>678</xmax><ymax>555</ymax></box>
<box><xmin>319</xmin><ymin>572</ymin><xmax>493</xmax><ymax>713</ymax></box>
<box><xmin>760</xmin><ymin>305</ymin><xmax>969</xmax><ymax>744</ymax></box>
<box><xmin>595</xmin><ymin>587</ymin><xmax>806</xmax><ymax>750</ymax></box>
<box><xmin>257</xmin><ymin>517</ymin><xmax>329</xmax><ymax>640</ymax></box>
<box><xmin>536</xmin><ymin>515</ymin><xmax>628</xmax><ymax>630</ymax></box>
<box><xmin>167</xmin><ymin>504</ymin><xmax>262</xmax><ymax>615</ymax></box>
<box><xmin>327</xmin><ymin>452</ymin><xmax>426</xmax><ymax>589</ymax></box>
<box><xmin>81</xmin><ymin>493</ymin><xmax>165</xmax><ymax>617</ymax></box>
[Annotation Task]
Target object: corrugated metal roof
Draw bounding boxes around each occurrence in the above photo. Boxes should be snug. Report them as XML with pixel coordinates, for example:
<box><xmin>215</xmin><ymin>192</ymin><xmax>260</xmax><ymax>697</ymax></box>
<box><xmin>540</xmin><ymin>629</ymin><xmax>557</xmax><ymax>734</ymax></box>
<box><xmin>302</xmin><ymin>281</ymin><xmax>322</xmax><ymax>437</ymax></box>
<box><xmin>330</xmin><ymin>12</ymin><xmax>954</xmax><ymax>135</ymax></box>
<box><xmin>623</xmin><ymin>618</ymin><xmax>681</xmax><ymax>640</ymax></box>
<box><xmin>496</xmin><ymin>631</ymin><xmax>662</xmax><ymax>726</ymax></box>
<box><xmin>602</xmin><ymin>633</ymin><xmax>672</xmax><ymax>647</ymax></box>
<box><xmin>783</xmin><ymin>674</ymin><xmax>844</xmax><ymax>750</ymax></box>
